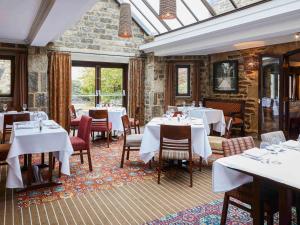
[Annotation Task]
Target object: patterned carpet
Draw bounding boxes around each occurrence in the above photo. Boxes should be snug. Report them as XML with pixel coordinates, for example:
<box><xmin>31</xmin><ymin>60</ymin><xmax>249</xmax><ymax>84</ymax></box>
<box><xmin>146</xmin><ymin>200</ymin><xmax>298</xmax><ymax>225</ymax></box>
<box><xmin>16</xmin><ymin>138</ymin><xmax>156</xmax><ymax>208</ymax></box>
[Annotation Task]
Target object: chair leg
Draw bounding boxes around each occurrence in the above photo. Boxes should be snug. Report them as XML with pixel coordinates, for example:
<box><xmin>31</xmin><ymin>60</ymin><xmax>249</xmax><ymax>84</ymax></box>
<box><xmin>107</xmin><ymin>131</ymin><xmax>110</xmax><ymax>148</ymax></box>
<box><xmin>126</xmin><ymin>147</ymin><xmax>130</xmax><ymax>160</ymax></box>
<box><xmin>120</xmin><ymin>146</ymin><xmax>126</xmax><ymax>168</ymax></box>
<box><xmin>266</xmin><ymin>213</ymin><xmax>274</xmax><ymax>225</ymax></box>
<box><xmin>158</xmin><ymin>160</ymin><xmax>162</xmax><ymax>184</ymax></box>
<box><xmin>134</xmin><ymin>126</ymin><xmax>137</xmax><ymax>134</ymax></box>
<box><xmin>199</xmin><ymin>156</ymin><xmax>202</xmax><ymax>171</ymax></box>
<box><xmin>52</xmin><ymin>157</ymin><xmax>56</xmax><ymax>169</ymax></box>
<box><xmin>80</xmin><ymin>150</ymin><xmax>84</xmax><ymax>164</ymax></box>
<box><xmin>58</xmin><ymin>161</ymin><xmax>62</xmax><ymax>178</ymax></box>
<box><xmin>73</xmin><ymin>129</ymin><xmax>75</xmax><ymax>136</ymax></box>
<box><xmin>137</xmin><ymin>125</ymin><xmax>140</xmax><ymax>134</ymax></box>
<box><xmin>87</xmin><ymin>149</ymin><xmax>93</xmax><ymax>172</ymax></box>
<box><xmin>221</xmin><ymin>194</ymin><xmax>230</xmax><ymax>225</ymax></box>
<box><xmin>189</xmin><ymin>159</ymin><xmax>193</xmax><ymax>187</ymax></box>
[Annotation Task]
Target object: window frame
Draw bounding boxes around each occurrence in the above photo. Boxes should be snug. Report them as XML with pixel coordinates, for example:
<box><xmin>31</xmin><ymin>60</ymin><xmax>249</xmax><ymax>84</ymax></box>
<box><xmin>0</xmin><ymin>55</ymin><xmax>15</xmax><ymax>97</ymax></box>
<box><xmin>175</xmin><ymin>65</ymin><xmax>191</xmax><ymax>97</ymax></box>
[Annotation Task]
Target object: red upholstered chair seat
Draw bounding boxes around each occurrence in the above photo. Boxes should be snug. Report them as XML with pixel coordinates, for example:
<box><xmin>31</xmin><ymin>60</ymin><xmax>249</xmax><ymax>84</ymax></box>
<box><xmin>71</xmin><ymin>117</ymin><xmax>81</xmax><ymax>127</ymax></box>
<box><xmin>70</xmin><ymin>136</ymin><xmax>87</xmax><ymax>151</ymax></box>
<box><xmin>224</xmin><ymin>116</ymin><xmax>243</xmax><ymax>125</ymax></box>
<box><xmin>91</xmin><ymin>122</ymin><xmax>112</xmax><ymax>132</ymax></box>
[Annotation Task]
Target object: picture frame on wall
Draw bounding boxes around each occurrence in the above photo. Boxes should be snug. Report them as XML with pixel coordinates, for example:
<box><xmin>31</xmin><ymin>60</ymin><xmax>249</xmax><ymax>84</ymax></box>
<box><xmin>213</xmin><ymin>60</ymin><xmax>239</xmax><ymax>93</ymax></box>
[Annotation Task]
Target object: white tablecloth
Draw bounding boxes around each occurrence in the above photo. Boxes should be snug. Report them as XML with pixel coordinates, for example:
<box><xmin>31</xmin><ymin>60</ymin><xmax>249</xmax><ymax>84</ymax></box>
<box><xmin>0</xmin><ymin>111</ymin><xmax>48</xmax><ymax>132</ymax></box>
<box><xmin>6</xmin><ymin>120</ymin><xmax>74</xmax><ymax>188</ymax></box>
<box><xmin>178</xmin><ymin>107</ymin><xmax>226</xmax><ymax>135</ymax></box>
<box><xmin>212</xmin><ymin>147</ymin><xmax>300</xmax><ymax>193</ymax></box>
<box><xmin>140</xmin><ymin>117</ymin><xmax>212</xmax><ymax>163</ymax></box>
<box><xmin>84</xmin><ymin>107</ymin><xmax>126</xmax><ymax>132</ymax></box>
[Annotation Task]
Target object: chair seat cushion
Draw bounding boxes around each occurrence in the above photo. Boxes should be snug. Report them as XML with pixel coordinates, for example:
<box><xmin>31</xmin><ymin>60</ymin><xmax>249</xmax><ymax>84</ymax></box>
<box><xmin>126</xmin><ymin>134</ymin><xmax>143</xmax><ymax>147</ymax></box>
<box><xmin>129</xmin><ymin>118</ymin><xmax>139</xmax><ymax>126</ymax></box>
<box><xmin>70</xmin><ymin>117</ymin><xmax>81</xmax><ymax>127</ymax></box>
<box><xmin>0</xmin><ymin>143</ymin><xmax>10</xmax><ymax>161</ymax></box>
<box><xmin>70</xmin><ymin>136</ymin><xmax>87</xmax><ymax>150</ymax></box>
<box><xmin>91</xmin><ymin>122</ymin><xmax>112</xmax><ymax>132</ymax></box>
<box><xmin>157</xmin><ymin>150</ymin><xmax>189</xmax><ymax>161</ymax></box>
<box><xmin>208</xmin><ymin>136</ymin><xmax>226</xmax><ymax>154</ymax></box>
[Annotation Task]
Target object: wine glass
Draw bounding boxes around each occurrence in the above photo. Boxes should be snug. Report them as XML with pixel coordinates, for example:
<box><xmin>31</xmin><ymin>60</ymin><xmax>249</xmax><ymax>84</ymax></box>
<box><xmin>192</xmin><ymin>101</ymin><xmax>195</xmax><ymax>108</ymax></box>
<box><xmin>170</xmin><ymin>108</ymin><xmax>174</xmax><ymax>118</ymax></box>
<box><xmin>199</xmin><ymin>101</ymin><xmax>203</xmax><ymax>108</ymax></box>
<box><xmin>22</xmin><ymin>103</ymin><xmax>27</xmax><ymax>112</ymax></box>
<box><xmin>260</xmin><ymin>141</ymin><xmax>270</xmax><ymax>150</ymax></box>
<box><xmin>183</xmin><ymin>101</ymin><xmax>186</xmax><ymax>108</ymax></box>
<box><xmin>3</xmin><ymin>104</ymin><xmax>7</xmax><ymax>113</ymax></box>
<box><xmin>297</xmin><ymin>134</ymin><xmax>300</xmax><ymax>143</ymax></box>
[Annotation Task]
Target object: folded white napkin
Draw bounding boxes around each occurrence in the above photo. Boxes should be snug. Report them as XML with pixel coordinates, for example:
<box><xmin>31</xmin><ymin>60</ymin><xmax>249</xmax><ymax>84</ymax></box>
<box><xmin>282</xmin><ymin>140</ymin><xmax>300</xmax><ymax>150</ymax></box>
<box><xmin>16</xmin><ymin>124</ymin><xmax>35</xmax><ymax>129</ymax></box>
<box><xmin>243</xmin><ymin>148</ymin><xmax>269</xmax><ymax>159</ymax></box>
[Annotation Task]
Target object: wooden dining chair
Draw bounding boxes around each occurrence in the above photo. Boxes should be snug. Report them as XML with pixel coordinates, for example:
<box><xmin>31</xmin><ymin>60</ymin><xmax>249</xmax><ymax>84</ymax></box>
<box><xmin>69</xmin><ymin>105</ymin><xmax>81</xmax><ymax>136</ymax></box>
<box><xmin>261</xmin><ymin>130</ymin><xmax>286</xmax><ymax>144</ymax></box>
<box><xmin>1</xmin><ymin>113</ymin><xmax>30</xmax><ymax>143</ymax></box>
<box><xmin>208</xmin><ymin>117</ymin><xmax>233</xmax><ymax>156</ymax></box>
<box><xmin>89</xmin><ymin>109</ymin><xmax>112</xmax><ymax>147</ymax></box>
<box><xmin>129</xmin><ymin>107</ymin><xmax>141</xmax><ymax>134</ymax></box>
<box><xmin>0</xmin><ymin>143</ymin><xmax>11</xmax><ymax>166</ymax></box>
<box><xmin>158</xmin><ymin>124</ymin><xmax>193</xmax><ymax>187</ymax></box>
<box><xmin>221</xmin><ymin>137</ymin><xmax>278</xmax><ymax>225</ymax></box>
<box><xmin>120</xmin><ymin>115</ymin><xmax>143</xmax><ymax>168</ymax></box>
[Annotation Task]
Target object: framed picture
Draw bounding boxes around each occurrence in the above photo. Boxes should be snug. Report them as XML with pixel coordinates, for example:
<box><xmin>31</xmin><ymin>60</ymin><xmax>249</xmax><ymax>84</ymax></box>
<box><xmin>213</xmin><ymin>60</ymin><xmax>238</xmax><ymax>93</ymax></box>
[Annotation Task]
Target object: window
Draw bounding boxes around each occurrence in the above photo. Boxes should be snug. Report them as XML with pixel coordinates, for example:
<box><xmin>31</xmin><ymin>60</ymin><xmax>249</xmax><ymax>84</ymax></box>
<box><xmin>0</xmin><ymin>56</ymin><xmax>14</xmax><ymax>96</ymax></box>
<box><xmin>176</xmin><ymin>65</ymin><xmax>190</xmax><ymax>96</ymax></box>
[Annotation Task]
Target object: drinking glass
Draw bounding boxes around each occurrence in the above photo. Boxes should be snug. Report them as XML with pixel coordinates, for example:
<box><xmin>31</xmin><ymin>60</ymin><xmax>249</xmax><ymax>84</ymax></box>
<box><xmin>297</xmin><ymin>134</ymin><xmax>300</xmax><ymax>143</ymax></box>
<box><xmin>199</xmin><ymin>101</ymin><xmax>203</xmax><ymax>108</ymax></box>
<box><xmin>192</xmin><ymin>101</ymin><xmax>195</xmax><ymax>108</ymax></box>
<box><xmin>22</xmin><ymin>103</ymin><xmax>27</xmax><ymax>111</ymax></box>
<box><xmin>3</xmin><ymin>104</ymin><xmax>7</xmax><ymax>113</ymax></box>
<box><xmin>260</xmin><ymin>141</ymin><xmax>269</xmax><ymax>150</ymax></box>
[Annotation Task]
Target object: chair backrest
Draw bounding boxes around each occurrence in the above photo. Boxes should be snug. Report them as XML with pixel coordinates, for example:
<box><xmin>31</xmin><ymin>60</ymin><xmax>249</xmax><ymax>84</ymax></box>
<box><xmin>203</xmin><ymin>98</ymin><xmax>245</xmax><ymax>119</ymax></box>
<box><xmin>134</xmin><ymin>107</ymin><xmax>140</xmax><ymax>122</ymax></box>
<box><xmin>69</xmin><ymin>105</ymin><xmax>77</xmax><ymax>119</ymax></box>
<box><xmin>3</xmin><ymin>113</ymin><xmax>30</xmax><ymax>142</ymax></box>
<box><xmin>224</xmin><ymin>117</ymin><xmax>233</xmax><ymax>139</ymax></box>
<box><xmin>121</xmin><ymin>115</ymin><xmax>131</xmax><ymax>135</ymax></box>
<box><xmin>261</xmin><ymin>131</ymin><xmax>286</xmax><ymax>144</ymax></box>
<box><xmin>89</xmin><ymin>109</ymin><xmax>109</xmax><ymax>127</ymax></box>
<box><xmin>77</xmin><ymin>115</ymin><xmax>92</xmax><ymax>147</ymax></box>
<box><xmin>160</xmin><ymin>125</ymin><xmax>191</xmax><ymax>156</ymax></box>
<box><xmin>173</xmin><ymin>111</ymin><xmax>183</xmax><ymax>117</ymax></box>
<box><xmin>222</xmin><ymin>136</ymin><xmax>255</xmax><ymax>157</ymax></box>
<box><xmin>167</xmin><ymin>106</ymin><xmax>178</xmax><ymax>112</ymax></box>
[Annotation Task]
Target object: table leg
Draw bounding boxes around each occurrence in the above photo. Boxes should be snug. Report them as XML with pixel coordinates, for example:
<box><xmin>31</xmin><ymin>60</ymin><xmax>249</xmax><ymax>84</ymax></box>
<box><xmin>279</xmin><ymin>187</ymin><xmax>292</xmax><ymax>225</ymax></box>
<box><xmin>27</xmin><ymin>154</ymin><xmax>33</xmax><ymax>186</ymax></box>
<box><xmin>48</xmin><ymin>152</ymin><xmax>53</xmax><ymax>182</ymax></box>
<box><xmin>252</xmin><ymin>177</ymin><xmax>264</xmax><ymax>225</ymax></box>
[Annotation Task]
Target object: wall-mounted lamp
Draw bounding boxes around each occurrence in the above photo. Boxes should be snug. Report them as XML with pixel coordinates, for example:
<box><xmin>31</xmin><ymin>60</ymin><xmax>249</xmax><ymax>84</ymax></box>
<box><xmin>295</xmin><ymin>33</ymin><xmax>300</xmax><ymax>40</ymax></box>
<box><xmin>244</xmin><ymin>56</ymin><xmax>259</xmax><ymax>71</ymax></box>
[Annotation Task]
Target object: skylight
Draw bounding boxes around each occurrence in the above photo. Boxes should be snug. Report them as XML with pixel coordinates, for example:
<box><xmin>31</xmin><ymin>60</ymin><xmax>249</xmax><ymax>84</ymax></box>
<box><xmin>116</xmin><ymin>0</ymin><xmax>270</xmax><ymax>36</ymax></box>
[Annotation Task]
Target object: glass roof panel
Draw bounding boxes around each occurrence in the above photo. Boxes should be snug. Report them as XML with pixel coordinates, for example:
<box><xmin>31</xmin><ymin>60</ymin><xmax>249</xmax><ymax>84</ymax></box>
<box><xmin>233</xmin><ymin>0</ymin><xmax>264</xmax><ymax>7</ymax></box>
<box><xmin>176</xmin><ymin>0</ymin><xmax>197</xmax><ymax>26</ymax></box>
<box><xmin>206</xmin><ymin>0</ymin><xmax>235</xmax><ymax>14</ymax></box>
<box><xmin>183</xmin><ymin>0</ymin><xmax>212</xmax><ymax>21</ymax></box>
<box><xmin>128</xmin><ymin>0</ymin><xmax>168</xmax><ymax>34</ymax></box>
<box><xmin>164</xmin><ymin>19</ymin><xmax>182</xmax><ymax>30</ymax></box>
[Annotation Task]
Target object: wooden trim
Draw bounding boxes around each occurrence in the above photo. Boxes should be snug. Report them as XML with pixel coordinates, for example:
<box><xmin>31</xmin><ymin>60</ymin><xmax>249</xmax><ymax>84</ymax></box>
<box><xmin>175</xmin><ymin>65</ymin><xmax>191</xmax><ymax>97</ymax></box>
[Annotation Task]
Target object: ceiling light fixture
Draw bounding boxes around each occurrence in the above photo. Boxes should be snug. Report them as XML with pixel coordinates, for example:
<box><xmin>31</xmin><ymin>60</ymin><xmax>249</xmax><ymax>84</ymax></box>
<box><xmin>118</xmin><ymin>3</ymin><xmax>132</xmax><ymax>38</ymax></box>
<box><xmin>159</xmin><ymin>0</ymin><xmax>177</xmax><ymax>20</ymax></box>
<box><xmin>295</xmin><ymin>33</ymin><xmax>300</xmax><ymax>40</ymax></box>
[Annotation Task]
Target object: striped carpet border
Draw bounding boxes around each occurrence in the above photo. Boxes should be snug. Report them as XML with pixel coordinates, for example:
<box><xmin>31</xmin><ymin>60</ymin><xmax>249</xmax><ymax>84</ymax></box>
<box><xmin>0</xmin><ymin>165</ymin><xmax>222</xmax><ymax>225</ymax></box>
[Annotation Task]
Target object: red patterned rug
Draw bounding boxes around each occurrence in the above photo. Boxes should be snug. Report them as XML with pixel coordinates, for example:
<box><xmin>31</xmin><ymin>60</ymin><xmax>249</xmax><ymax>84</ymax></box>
<box><xmin>16</xmin><ymin>138</ymin><xmax>156</xmax><ymax>208</ymax></box>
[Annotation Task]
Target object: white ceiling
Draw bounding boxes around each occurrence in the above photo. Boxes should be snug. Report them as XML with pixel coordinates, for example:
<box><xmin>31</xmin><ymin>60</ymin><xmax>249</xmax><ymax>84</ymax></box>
<box><xmin>140</xmin><ymin>0</ymin><xmax>300</xmax><ymax>56</ymax></box>
<box><xmin>0</xmin><ymin>0</ymin><xmax>97</xmax><ymax>46</ymax></box>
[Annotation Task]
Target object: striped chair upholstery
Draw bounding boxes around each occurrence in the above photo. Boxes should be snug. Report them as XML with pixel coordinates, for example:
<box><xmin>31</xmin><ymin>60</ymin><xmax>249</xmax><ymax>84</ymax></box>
<box><xmin>222</xmin><ymin>136</ymin><xmax>255</xmax><ymax>157</ymax></box>
<box><xmin>261</xmin><ymin>130</ymin><xmax>286</xmax><ymax>144</ymax></box>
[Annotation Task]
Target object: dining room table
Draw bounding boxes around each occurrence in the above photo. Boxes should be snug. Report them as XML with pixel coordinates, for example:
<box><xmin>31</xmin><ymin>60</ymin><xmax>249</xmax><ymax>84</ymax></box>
<box><xmin>0</xmin><ymin>111</ymin><xmax>48</xmax><ymax>132</ymax></box>
<box><xmin>6</xmin><ymin>120</ymin><xmax>74</xmax><ymax>190</ymax></box>
<box><xmin>140</xmin><ymin>117</ymin><xmax>212</xmax><ymax>163</ymax></box>
<box><xmin>177</xmin><ymin>106</ymin><xmax>226</xmax><ymax>135</ymax></box>
<box><xmin>212</xmin><ymin>141</ymin><xmax>300</xmax><ymax>225</ymax></box>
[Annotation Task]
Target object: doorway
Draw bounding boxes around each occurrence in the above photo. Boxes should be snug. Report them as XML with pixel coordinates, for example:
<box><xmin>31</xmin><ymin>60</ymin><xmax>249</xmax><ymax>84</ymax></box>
<box><xmin>259</xmin><ymin>50</ymin><xmax>300</xmax><ymax>139</ymax></box>
<box><xmin>71</xmin><ymin>61</ymin><xmax>128</xmax><ymax>114</ymax></box>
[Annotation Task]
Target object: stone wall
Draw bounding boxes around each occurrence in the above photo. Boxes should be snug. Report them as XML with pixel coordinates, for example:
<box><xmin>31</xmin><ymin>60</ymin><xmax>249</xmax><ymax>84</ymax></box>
<box><xmin>51</xmin><ymin>0</ymin><xmax>147</xmax><ymax>56</ymax></box>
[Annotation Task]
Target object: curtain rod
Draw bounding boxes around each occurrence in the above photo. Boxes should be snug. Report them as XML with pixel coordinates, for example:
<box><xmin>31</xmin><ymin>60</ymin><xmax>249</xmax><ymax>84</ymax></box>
<box><xmin>47</xmin><ymin>49</ymin><xmax>146</xmax><ymax>59</ymax></box>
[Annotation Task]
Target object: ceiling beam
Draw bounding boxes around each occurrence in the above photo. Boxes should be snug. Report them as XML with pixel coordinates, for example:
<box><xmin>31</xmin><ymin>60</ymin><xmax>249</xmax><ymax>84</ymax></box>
<box><xmin>229</xmin><ymin>0</ymin><xmax>238</xmax><ymax>9</ymax></box>
<box><xmin>140</xmin><ymin>0</ymin><xmax>171</xmax><ymax>31</ymax></box>
<box><xmin>181</xmin><ymin>0</ymin><xmax>199</xmax><ymax>22</ymax></box>
<box><xmin>201</xmin><ymin>0</ymin><xmax>217</xmax><ymax>16</ymax></box>
<box><xmin>26</xmin><ymin>0</ymin><xmax>56</xmax><ymax>44</ymax></box>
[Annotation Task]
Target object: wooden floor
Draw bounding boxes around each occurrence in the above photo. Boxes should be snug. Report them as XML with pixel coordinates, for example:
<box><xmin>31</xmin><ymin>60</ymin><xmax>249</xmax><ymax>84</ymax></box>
<box><xmin>0</xmin><ymin>165</ymin><xmax>222</xmax><ymax>225</ymax></box>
